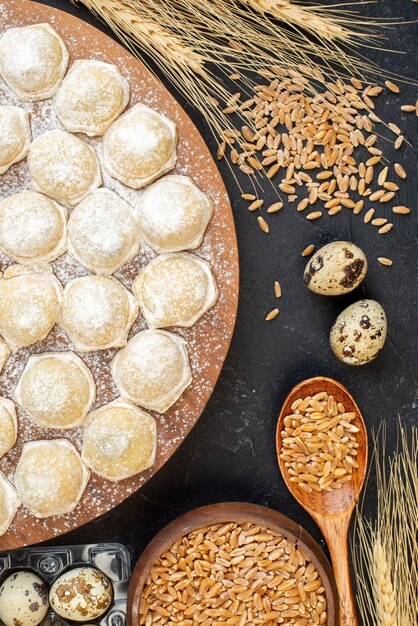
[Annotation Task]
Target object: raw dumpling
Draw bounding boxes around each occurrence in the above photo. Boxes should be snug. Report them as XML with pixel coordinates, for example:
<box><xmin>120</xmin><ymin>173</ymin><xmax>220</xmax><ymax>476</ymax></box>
<box><xmin>14</xmin><ymin>439</ymin><xmax>89</xmax><ymax>518</ymax></box>
<box><xmin>82</xmin><ymin>398</ymin><xmax>157</xmax><ymax>481</ymax></box>
<box><xmin>0</xmin><ymin>23</ymin><xmax>69</xmax><ymax>101</ymax></box>
<box><xmin>68</xmin><ymin>188</ymin><xmax>139</xmax><ymax>275</ymax></box>
<box><xmin>133</xmin><ymin>252</ymin><xmax>217</xmax><ymax>328</ymax></box>
<box><xmin>55</xmin><ymin>59</ymin><xmax>130</xmax><ymax>136</ymax></box>
<box><xmin>0</xmin><ymin>191</ymin><xmax>67</xmax><ymax>264</ymax></box>
<box><xmin>59</xmin><ymin>275</ymin><xmax>138</xmax><ymax>351</ymax></box>
<box><xmin>15</xmin><ymin>352</ymin><xmax>95</xmax><ymax>430</ymax></box>
<box><xmin>28</xmin><ymin>129</ymin><xmax>102</xmax><ymax>206</ymax></box>
<box><xmin>136</xmin><ymin>175</ymin><xmax>213</xmax><ymax>253</ymax></box>
<box><xmin>112</xmin><ymin>330</ymin><xmax>192</xmax><ymax>412</ymax></box>
<box><xmin>0</xmin><ymin>265</ymin><xmax>62</xmax><ymax>349</ymax></box>
<box><xmin>0</xmin><ymin>106</ymin><xmax>31</xmax><ymax>174</ymax></box>
<box><xmin>0</xmin><ymin>398</ymin><xmax>17</xmax><ymax>459</ymax></box>
<box><xmin>0</xmin><ymin>472</ymin><xmax>21</xmax><ymax>535</ymax></box>
<box><xmin>102</xmin><ymin>103</ymin><xmax>177</xmax><ymax>189</ymax></box>
<box><xmin>0</xmin><ymin>340</ymin><xmax>10</xmax><ymax>375</ymax></box>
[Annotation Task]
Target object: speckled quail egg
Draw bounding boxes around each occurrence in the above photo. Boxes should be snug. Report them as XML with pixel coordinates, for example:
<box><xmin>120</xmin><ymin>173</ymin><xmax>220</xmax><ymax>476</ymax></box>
<box><xmin>0</xmin><ymin>571</ymin><xmax>48</xmax><ymax>626</ymax></box>
<box><xmin>49</xmin><ymin>566</ymin><xmax>112</xmax><ymax>621</ymax></box>
<box><xmin>330</xmin><ymin>299</ymin><xmax>387</xmax><ymax>365</ymax></box>
<box><xmin>304</xmin><ymin>241</ymin><xmax>367</xmax><ymax>295</ymax></box>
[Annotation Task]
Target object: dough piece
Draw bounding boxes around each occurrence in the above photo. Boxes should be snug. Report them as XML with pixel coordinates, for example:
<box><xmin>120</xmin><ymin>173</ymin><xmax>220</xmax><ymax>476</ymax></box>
<box><xmin>0</xmin><ymin>265</ymin><xmax>62</xmax><ymax>349</ymax></box>
<box><xmin>103</xmin><ymin>103</ymin><xmax>177</xmax><ymax>189</ymax></box>
<box><xmin>55</xmin><ymin>59</ymin><xmax>130</xmax><ymax>136</ymax></box>
<box><xmin>133</xmin><ymin>252</ymin><xmax>217</xmax><ymax>328</ymax></box>
<box><xmin>136</xmin><ymin>175</ymin><xmax>213</xmax><ymax>253</ymax></box>
<box><xmin>0</xmin><ymin>398</ymin><xmax>17</xmax><ymax>459</ymax></box>
<box><xmin>82</xmin><ymin>398</ymin><xmax>157</xmax><ymax>481</ymax></box>
<box><xmin>0</xmin><ymin>472</ymin><xmax>21</xmax><ymax>535</ymax></box>
<box><xmin>0</xmin><ymin>23</ymin><xmax>69</xmax><ymax>101</ymax></box>
<box><xmin>14</xmin><ymin>439</ymin><xmax>89</xmax><ymax>518</ymax></box>
<box><xmin>0</xmin><ymin>340</ymin><xmax>10</xmax><ymax>375</ymax></box>
<box><xmin>15</xmin><ymin>352</ymin><xmax>95</xmax><ymax>430</ymax></box>
<box><xmin>112</xmin><ymin>330</ymin><xmax>192</xmax><ymax>412</ymax></box>
<box><xmin>0</xmin><ymin>191</ymin><xmax>67</xmax><ymax>264</ymax></box>
<box><xmin>68</xmin><ymin>188</ymin><xmax>139</xmax><ymax>275</ymax></box>
<box><xmin>28</xmin><ymin>129</ymin><xmax>102</xmax><ymax>206</ymax></box>
<box><xmin>0</xmin><ymin>106</ymin><xmax>31</xmax><ymax>174</ymax></box>
<box><xmin>59</xmin><ymin>275</ymin><xmax>138</xmax><ymax>351</ymax></box>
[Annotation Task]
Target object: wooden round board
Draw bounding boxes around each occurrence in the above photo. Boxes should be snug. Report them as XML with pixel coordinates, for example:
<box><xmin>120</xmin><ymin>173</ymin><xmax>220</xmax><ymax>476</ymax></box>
<box><xmin>0</xmin><ymin>0</ymin><xmax>239</xmax><ymax>549</ymax></box>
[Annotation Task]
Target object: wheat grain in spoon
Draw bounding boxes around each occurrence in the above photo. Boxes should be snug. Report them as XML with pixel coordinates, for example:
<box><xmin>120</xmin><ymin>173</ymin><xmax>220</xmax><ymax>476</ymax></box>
<box><xmin>276</xmin><ymin>376</ymin><xmax>368</xmax><ymax>626</ymax></box>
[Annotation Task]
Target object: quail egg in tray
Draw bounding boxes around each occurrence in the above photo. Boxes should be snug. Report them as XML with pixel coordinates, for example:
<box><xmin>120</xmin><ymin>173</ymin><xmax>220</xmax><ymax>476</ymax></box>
<box><xmin>0</xmin><ymin>543</ymin><xmax>130</xmax><ymax>626</ymax></box>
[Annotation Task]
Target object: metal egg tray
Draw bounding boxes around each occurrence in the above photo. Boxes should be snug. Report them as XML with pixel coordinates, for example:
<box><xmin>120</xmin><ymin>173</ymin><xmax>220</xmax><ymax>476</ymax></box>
<box><xmin>0</xmin><ymin>543</ymin><xmax>131</xmax><ymax>626</ymax></box>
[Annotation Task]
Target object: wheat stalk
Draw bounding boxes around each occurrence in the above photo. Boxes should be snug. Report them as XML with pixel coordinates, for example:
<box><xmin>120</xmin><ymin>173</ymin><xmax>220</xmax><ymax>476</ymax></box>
<box><xmin>353</xmin><ymin>422</ymin><xmax>417</xmax><ymax>626</ymax></box>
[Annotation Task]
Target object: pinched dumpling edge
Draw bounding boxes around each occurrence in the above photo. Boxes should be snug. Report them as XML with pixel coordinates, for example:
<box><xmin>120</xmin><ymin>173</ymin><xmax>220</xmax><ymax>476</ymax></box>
<box><xmin>28</xmin><ymin>129</ymin><xmax>102</xmax><ymax>207</ymax></box>
<box><xmin>0</xmin><ymin>192</ymin><xmax>68</xmax><ymax>264</ymax></box>
<box><xmin>0</xmin><ymin>339</ymin><xmax>10</xmax><ymax>375</ymax></box>
<box><xmin>135</xmin><ymin>175</ymin><xmax>213</xmax><ymax>254</ymax></box>
<box><xmin>67</xmin><ymin>188</ymin><xmax>140</xmax><ymax>275</ymax></box>
<box><xmin>133</xmin><ymin>252</ymin><xmax>218</xmax><ymax>328</ymax></box>
<box><xmin>102</xmin><ymin>103</ymin><xmax>177</xmax><ymax>189</ymax></box>
<box><xmin>14</xmin><ymin>351</ymin><xmax>96</xmax><ymax>429</ymax></box>
<box><xmin>55</xmin><ymin>59</ymin><xmax>130</xmax><ymax>137</ymax></box>
<box><xmin>14</xmin><ymin>438</ymin><xmax>90</xmax><ymax>518</ymax></box>
<box><xmin>0</xmin><ymin>264</ymin><xmax>63</xmax><ymax>350</ymax></box>
<box><xmin>58</xmin><ymin>275</ymin><xmax>139</xmax><ymax>352</ymax></box>
<box><xmin>0</xmin><ymin>106</ymin><xmax>31</xmax><ymax>174</ymax></box>
<box><xmin>111</xmin><ymin>329</ymin><xmax>192</xmax><ymax>413</ymax></box>
<box><xmin>0</xmin><ymin>397</ymin><xmax>17</xmax><ymax>459</ymax></box>
<box><xmin>81</xmin><ymin>397</ymin><xmax>157</xmax><ymax>481</ymax></box>
<box><xmin>0</xmin><ymin>23</ymin><xmax>69</xmax><ymax>102</ymax></box>
<box><xmin>0</xmin><ymin>471</ymin><xmax>21</xmax><ymax>535</ymax></box>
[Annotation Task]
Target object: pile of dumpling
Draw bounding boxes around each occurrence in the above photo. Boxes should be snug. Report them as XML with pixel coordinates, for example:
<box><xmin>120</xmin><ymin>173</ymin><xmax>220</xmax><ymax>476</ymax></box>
<box><xmin>0</xmin><ymin>23</ymin><xmax>217</xmax><ymax>533</ymax></box>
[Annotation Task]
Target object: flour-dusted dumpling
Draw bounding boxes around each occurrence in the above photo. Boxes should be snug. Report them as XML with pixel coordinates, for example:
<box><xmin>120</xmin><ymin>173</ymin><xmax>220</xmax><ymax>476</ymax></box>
<box><xmin>0</xmin><ymin>24</ymin><xmax>68</xmax><ymax>101</ymax></box>
<box><xmin>14</xmin><ymin>439</ymin><xmax>89</xmax><ymax>518</ymax></box>
<box><xmin>133</xmin><ymin>252</ymin><xmax>218</xmax><ymax>328</ymax></box>
<box><xmin>0</xmin><ymin>398</ymin><xmax>17</xmax><ymax>459</ymax></box>
<box><xmin>0</xmin><ymin>106</ymin><xmax>31</xmax><ymax>174</ymax></box>
<box><xmin>0</xmin><ymin>472</ymin><xmax>21</xmax><ymax>535</ymax></box>
<box><xmin>0</xmin><ymin>340</ymin><xmax>10</xmax><ymax>375</ymax></box>
<box><xmin>68</xmin><ymin>189</ymin><xmax>139</xmax><ymax>275</ymax></box>
<box><xmin>103</xmin><ymin>103</ymin><xmax>177</xmax><ymax>189</ymax></box>
<box><xmin>28</xmin><ymin>129</ymin><xmax>102</xmax><ymax>206</ymax></box>
<box><xmin>55</xmin><ymin>59</ymin><xmax>130</xmax><ymax>137</ymax></box>
<box><xmin>15</xmin><ymin>352</ymin><xmax>95</xmax><ymax>430</ymax></box>
<box><xmin>136</xmin><ymin>175</ymin><xmax>213</xmax><ymax>253</ymax></box>
<box><xmin>0</xmin><ymin>191</ymin><xmax>67</xmax><ymax>264</ymax></box>
<box><xmin>59</xmin><ymin>275</ymin><xmax>138</xmax><ymax>351</ymax></box>
<box><xmin>82</xmin><ymin>398</ymin><xmax>157</xmax><ymax>481</ymax></box>
<box><xmin>0</xmin><ymin>265</ymin><xmax>62</xmax><ymax>349</ymax></box>
<box><xmin>112</xmin><ymin>330</ymin><xmax>192</xmax><ymax>412</ymax></box>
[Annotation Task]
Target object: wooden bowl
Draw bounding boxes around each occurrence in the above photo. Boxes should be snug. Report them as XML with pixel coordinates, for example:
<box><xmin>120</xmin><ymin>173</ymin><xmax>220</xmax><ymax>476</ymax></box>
<box><xmin>127</xmin><ymin>502</ymin><xmax>339</xmax><ymax>625</ymax></box>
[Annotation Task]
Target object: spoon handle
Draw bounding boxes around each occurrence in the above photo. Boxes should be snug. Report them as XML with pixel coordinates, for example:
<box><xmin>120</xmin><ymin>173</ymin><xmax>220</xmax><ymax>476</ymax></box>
<box><xmin>321</xmin><ymin>517</ymin><xmax>358</xmax><ymax>626</ymax></box>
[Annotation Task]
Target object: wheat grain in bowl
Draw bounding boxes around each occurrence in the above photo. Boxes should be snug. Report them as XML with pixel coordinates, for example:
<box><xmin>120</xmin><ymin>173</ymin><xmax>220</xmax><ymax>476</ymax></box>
<box><xmin>139</xmin><ymin>521</ymin><xmax>327</xmax><ymax>626</ymax></box>
<box><xmin>280</xmin><ymin>392</ymin><xmax>360</xmax><ymax>493</ymax></box>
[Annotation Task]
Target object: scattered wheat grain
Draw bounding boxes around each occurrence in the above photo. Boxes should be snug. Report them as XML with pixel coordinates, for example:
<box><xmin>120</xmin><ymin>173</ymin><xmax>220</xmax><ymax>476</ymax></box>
<box><xmin>257</xmin><ymin>215</ymin><xmax>269</xmax><ymax>233</ymax></box>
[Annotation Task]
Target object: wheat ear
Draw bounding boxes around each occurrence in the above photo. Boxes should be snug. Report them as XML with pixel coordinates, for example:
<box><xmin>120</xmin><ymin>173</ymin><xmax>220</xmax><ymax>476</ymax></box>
<box><xmin>78</xmin><ymin>0</ymin><xmax>207</xmax><ymax>77</ymax></box>
<box><xmin>240</xmin><ymin>0</ymin><xmax>350</xmax><ymax>41</ymax></box>
<box><xmin>372</xmin><ymin>538</ymin><xmax>398</xmax><ymax>626</ymax></box>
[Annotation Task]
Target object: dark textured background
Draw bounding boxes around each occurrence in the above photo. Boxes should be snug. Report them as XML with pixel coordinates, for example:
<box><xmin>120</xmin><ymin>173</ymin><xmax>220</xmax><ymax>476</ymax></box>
<box><xmin>28</xmin><ymin>0</ymin><xmax>418</xmax><ymax>601</ymax></box>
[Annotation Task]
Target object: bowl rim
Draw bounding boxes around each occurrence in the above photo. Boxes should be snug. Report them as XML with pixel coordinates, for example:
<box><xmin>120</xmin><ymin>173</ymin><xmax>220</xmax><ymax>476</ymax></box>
<box><xmin>127</xmin><ymin>501</ymin><xmax>339</xmax><ymax>625</ymax></box>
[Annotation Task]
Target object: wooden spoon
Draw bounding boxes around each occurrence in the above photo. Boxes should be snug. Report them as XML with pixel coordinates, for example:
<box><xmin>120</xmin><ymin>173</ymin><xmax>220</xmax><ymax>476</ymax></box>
<box><xmin>276</xmin><ymin>376</ymin><xmax>368</xmax><ymax>626</ymax></box>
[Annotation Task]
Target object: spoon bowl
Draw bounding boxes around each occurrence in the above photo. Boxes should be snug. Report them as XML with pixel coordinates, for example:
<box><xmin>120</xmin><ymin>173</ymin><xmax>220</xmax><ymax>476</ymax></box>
<box><xmin>276</xmin><ymin>376</ymin><xmax>368</xmax><ymax>626</ymax></box>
